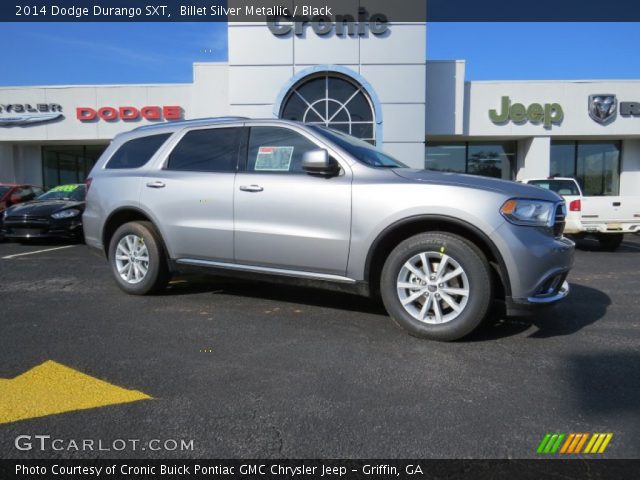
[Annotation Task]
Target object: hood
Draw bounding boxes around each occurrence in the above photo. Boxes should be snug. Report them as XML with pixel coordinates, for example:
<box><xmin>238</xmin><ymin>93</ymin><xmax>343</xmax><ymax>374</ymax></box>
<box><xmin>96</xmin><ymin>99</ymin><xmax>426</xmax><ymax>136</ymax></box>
<box><xmin>392</xmin><ymin>169</ymin><xmax>562</xmax><ymax>202</ymax></box>
<box><xmin>5</xmin><ymin>199</ymin><xmax>85</xmax><ymax>217</ymax></box>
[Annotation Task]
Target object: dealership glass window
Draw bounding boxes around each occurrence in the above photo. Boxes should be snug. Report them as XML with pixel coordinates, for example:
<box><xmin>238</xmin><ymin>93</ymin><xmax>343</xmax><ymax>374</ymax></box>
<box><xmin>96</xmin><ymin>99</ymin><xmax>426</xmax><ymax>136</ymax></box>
<box><xmin>425</xmin><ymin>142</ymin><xmax>516</xmax><ymax>180</ymax></box>
<box><xmin>166</xmin><ymin>128</ymin><xmax>242</xmax><ymax>172</ymax></box>
<box><xmin>42</xmin><ymin>145</ymin><xmax>107</xmax><ymax>190</ymax></box>
<box><xmin>425</xmin><ymin>143</ymin><xmax>466</xmax><ymax>173</ymax></box>
<box><xmin>549</xmin><ymin>141</ymin><xmax>576</xmax><ymax>178</ymax></box>
<box><xmin>550</xmin><ymin>141</ymin><xmax>620</xmax><ymax>196</ymax></box>
<box><xmin>280</xmin><ymin>73</ymin><xmax>377</xmax><ymax>144</ymax></box>
<box><xmin>467</xmin><ymin>143</ymin><xmax>515</xmax><ymax>179</ymax></box>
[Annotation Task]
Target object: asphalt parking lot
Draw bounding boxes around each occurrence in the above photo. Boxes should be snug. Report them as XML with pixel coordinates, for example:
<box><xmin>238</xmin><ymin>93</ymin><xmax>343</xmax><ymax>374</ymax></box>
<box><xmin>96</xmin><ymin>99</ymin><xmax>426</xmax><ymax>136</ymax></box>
<box><xmin>0</xmin><ymin>236</ymin><xmax>639</xmax><ymax>459</ymax></box>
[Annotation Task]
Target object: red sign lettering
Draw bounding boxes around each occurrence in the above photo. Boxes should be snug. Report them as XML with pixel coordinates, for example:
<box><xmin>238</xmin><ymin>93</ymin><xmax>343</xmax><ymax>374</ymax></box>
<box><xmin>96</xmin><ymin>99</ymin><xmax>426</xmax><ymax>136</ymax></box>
<box><xmin>76</xmin><ymin>105</ymin><xmax>183</xmax><ymax>122</ymax></box>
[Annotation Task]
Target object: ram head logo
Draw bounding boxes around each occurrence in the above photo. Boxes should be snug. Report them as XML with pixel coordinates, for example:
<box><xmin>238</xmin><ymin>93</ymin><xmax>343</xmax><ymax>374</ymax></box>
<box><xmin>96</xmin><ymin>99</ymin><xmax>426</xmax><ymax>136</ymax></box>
<box><xmin>588</xmin><ymin>95</ymin><xmax>617</xmax><ymax>124</ymax></box>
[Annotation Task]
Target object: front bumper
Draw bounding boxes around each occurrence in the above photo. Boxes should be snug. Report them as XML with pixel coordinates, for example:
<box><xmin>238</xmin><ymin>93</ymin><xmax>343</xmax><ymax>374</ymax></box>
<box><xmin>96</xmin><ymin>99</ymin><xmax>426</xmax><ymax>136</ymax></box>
<box><xmin>1</xmin><ymin>217</ymin><xmax>83</xmax><ymax>240</ymax></box>
<box><xmin>491</xmin><ymin>222</ymin><xmax>575</xmax><ymax>315</ymax></box>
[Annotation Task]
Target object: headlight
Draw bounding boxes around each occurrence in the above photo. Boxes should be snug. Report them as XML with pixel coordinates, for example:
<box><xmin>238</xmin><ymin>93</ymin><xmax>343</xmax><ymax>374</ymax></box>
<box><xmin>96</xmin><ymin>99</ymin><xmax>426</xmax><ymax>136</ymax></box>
<box><xmin>51</xmin><ymin>209</ymin><xmax>80</xmax><ymax>219</ymax></box>
<box><xmin>500</xmin><ymin>199</ymin><xmax>555</xmax><ymax>227</ymax></box>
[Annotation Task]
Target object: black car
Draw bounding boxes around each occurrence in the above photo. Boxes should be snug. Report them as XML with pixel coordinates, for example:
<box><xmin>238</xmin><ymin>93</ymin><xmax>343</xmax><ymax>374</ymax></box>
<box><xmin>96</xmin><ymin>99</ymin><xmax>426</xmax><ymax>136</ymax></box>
<box><xmin>1</xmin><ymin>184</ymin><xmax>86</xmax><ymax>241</ymax></box>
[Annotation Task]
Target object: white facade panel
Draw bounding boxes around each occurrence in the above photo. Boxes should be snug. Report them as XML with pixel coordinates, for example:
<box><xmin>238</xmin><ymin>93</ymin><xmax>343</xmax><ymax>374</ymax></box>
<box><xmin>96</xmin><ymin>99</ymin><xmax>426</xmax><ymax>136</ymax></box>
<box><xmin>425</xmin><ymin>60</ymin><xmax>465</xmax><ymax>135</ymax></box>
<box><xmin>381</xmin><ymin>104</ymin><xmax>425</xmax><ymax>142</ymax></box>
<box><xmin>191</xmin><ymin>63</ymin><xmax>230</xmax><ymax>118</ymax></box>
<box><xmin>516</xmin><ymin>137</ymin><xmax>550</xmax><ymax>180</ymax></box>
<box><xmin>229</xmin><ymin>66</ymin><xmax>294</xmax><ymax>105</ymax></box>
<box><xmin>361</xmin><ymin>64</ymin><xmax>425</xmax><ymax>103</ymax></box>
<box><xmin>294</xmin><ymin>33</ymin><xmax>360</xmax><ymax>65</ymax></box>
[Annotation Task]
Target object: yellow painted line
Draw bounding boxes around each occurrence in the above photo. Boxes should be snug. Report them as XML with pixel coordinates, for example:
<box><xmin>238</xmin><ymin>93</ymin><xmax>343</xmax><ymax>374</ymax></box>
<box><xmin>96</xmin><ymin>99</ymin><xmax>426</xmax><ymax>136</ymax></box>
<box><xmin>590</xmin><ymin>433</ymin><xmax>606</xmax><ymax>453</ymax></box>
<box><xmin>584</xmin><ymin>433</ymin><xmax>599</xmax><ymax>454</ymax></box>
<box><xmin>560</xmin><ymin>434</ymin><xmax>575</xmax><ymax>454</ymax></box>
<box><xmin>598</xmin><ymin>434</ymin><xmax>613</xmax><ymax>453</ymax></box>
<box><xmin>0</xmin><ymin>360</ymin><xmax>151</xmax><ymax>425</ymax></box>
<box><xmin>2</xmin><ymin>245</ymin><xmax>76</xmax><ymax>259</ymax></box>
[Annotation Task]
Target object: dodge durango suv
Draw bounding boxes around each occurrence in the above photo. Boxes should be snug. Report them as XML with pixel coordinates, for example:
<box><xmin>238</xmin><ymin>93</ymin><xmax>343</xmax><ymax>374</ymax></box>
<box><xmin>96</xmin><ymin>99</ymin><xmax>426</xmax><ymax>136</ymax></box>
<box><xmin>84</xmin><ymin>118</ymin><xmax>574</xmax><ymax>341</ymax></box>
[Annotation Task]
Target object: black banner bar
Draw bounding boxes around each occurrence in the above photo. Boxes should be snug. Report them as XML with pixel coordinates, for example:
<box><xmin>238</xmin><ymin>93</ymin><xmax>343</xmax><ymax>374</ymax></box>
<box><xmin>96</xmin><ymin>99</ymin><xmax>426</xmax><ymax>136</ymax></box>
<box><xmin>3</xmin><ymin>1</ymin><xmax>640</xmax><ymax>22</ymax></box>
<box><xmin>1</xmin><ymin>459</ymin><xmax>639</xmax><ymax>480</ymax></box>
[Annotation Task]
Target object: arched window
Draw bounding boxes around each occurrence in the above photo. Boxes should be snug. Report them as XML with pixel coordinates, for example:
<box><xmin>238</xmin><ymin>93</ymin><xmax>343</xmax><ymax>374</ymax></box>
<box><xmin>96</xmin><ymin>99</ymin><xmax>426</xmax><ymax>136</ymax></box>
<box><xmin>279</xmin><ymin>73</ymin><xmax>376</xmax><ymax>144</ymax></box>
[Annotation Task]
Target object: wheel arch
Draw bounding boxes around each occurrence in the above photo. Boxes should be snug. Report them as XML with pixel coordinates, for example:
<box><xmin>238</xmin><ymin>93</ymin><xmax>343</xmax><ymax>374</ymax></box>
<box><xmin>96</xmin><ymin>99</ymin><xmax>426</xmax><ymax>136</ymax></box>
<box><xmin>364</xmin><ymin>215</ymin><xmax>511</xmax><ymax>299</ymax></box>
<box><xmin>102</xmin><ymin>207</ymin><xmax>165</xmax><ymax>258</ymax></box>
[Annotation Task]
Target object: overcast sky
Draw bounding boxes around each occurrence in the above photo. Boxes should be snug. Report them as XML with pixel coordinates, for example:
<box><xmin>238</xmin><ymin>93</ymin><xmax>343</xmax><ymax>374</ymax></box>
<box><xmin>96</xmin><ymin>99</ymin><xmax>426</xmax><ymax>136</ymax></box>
<box><xmin>2</xmin><ymin>22</ymin><xmax>640</xmax><ymax>86</ymax></box>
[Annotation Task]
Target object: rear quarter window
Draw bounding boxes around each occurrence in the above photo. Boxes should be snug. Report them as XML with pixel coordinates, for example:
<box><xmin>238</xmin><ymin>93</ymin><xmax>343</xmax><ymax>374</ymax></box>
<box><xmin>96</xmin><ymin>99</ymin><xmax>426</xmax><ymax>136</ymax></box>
<box><xmin>106</xmin><ymin>133</ymin><xmax>172</xmax><ymax>169</ymax></box>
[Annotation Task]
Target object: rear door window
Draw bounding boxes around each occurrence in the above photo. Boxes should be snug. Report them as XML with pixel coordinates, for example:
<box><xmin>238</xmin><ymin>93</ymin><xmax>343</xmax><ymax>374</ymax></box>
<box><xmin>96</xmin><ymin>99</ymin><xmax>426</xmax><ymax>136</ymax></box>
<box><xmin>166</xmin><ymin>128</ymin><xmax>242</xmax><ymax>172</ymax></box>
<box><xmin>106</xmin><ymin>133</ymin><xmax>172</xmax><ymax>169</ymax></box>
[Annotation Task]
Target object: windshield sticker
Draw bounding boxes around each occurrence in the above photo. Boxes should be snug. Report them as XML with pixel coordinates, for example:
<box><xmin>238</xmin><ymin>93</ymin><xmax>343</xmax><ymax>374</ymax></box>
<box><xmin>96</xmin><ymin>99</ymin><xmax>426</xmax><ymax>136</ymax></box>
<box><xmin>49</xmin><ymin>184</ymin><xmax>80</xmax><ymax>193</ymax></box>
<box><xmin>255</xmin><ymin>146</ymin><xmax>294</xmax><ymax>172</ymax></box>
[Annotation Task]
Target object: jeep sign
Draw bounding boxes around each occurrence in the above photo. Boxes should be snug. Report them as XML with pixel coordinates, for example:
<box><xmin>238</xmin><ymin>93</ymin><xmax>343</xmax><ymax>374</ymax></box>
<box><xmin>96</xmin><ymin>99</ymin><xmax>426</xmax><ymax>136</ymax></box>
<box><xmin>489</xmin><ymin>96</ymin><xmax>564</xmax><ymax>129</ymax></box>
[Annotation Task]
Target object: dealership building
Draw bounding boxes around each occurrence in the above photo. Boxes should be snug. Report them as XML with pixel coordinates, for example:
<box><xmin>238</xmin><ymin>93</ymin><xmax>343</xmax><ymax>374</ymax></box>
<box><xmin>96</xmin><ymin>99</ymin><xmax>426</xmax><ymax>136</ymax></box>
<box><xmin>1</xmin><ymin>21</ymin><xmax>639</xmax><ymax>198</ymax></box>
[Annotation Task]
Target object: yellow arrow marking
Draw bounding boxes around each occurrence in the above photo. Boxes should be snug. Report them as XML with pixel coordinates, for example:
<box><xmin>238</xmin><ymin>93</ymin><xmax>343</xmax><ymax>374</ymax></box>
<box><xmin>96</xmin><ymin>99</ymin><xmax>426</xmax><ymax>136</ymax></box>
<box><xmin>0</xmin><ymin>360</ymin><xmax>151</xmax><ymax>425</ymax></box>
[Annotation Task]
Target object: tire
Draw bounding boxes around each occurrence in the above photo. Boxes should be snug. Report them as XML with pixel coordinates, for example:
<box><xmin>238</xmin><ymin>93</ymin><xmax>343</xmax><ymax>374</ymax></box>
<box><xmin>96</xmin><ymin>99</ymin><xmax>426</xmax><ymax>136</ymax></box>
<box><xmin>108</xmin><ymin>221</ymin><xmax>169</xmax><ymax>295</ymax></box>
<box><xmin>380</xmin><ymin>232</ymin><xmax>492</xmax><ymax>341</ymax></box>
<box><xmin>597</xmin><ymin>233</ymin><xmax>623</xmax><ymax>252</ymax></box>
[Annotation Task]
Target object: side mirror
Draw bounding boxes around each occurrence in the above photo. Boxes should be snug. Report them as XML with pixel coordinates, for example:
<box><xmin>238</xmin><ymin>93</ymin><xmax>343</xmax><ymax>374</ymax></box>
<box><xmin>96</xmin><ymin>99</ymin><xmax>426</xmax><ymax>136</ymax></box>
<box><xmin>301</xmin><ymin>149</ymin><xmax>341</xmax><ymax>177</ymax></box>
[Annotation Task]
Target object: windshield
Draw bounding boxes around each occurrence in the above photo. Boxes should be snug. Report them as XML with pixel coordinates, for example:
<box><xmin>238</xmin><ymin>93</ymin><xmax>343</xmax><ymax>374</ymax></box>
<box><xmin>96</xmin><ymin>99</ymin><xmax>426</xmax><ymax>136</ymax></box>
<box><xmin>38</xmin><ymin>184</ymin><xmax>86</xmax><ymax>201</ymax></box>
<box><xmin>0</xmin><ymin>186</ymin><xmax>10</xmax><ymax>198</ymax></box>
<box><xmin>309</xmin><ymin>126</ymin><xmax>407</xmax><ymax>168</ymax></box>
<box><xmin>528</xmin><ymin>180</ymin><xmax>580</xmax><ymax>196</ymax></box>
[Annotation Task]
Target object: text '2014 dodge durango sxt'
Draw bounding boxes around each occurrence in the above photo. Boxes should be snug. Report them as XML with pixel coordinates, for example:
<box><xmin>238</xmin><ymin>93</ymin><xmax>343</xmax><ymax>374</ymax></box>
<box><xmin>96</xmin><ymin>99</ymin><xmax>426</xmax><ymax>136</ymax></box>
<box><xmin>83</xmin><ymin>118</ymin><xmax>574</xmax><ymax>341</ymax></box>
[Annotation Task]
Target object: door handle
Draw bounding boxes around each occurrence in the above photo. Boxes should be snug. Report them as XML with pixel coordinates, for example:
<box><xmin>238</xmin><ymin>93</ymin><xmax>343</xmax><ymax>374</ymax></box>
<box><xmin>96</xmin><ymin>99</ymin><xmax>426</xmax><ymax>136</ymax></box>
<box><xmin>146</xmin><ymin>181</ymin><xmax>166</xmax><ymax>189</ymax></box>
<box><xmin>239</xmin><ymin>185</ymin><xmax>264</xmax><ymax>192</ymax></box>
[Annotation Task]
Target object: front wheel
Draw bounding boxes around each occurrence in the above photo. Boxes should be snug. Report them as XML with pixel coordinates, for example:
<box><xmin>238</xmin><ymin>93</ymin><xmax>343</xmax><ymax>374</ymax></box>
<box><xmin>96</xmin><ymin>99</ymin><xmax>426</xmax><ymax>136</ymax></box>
<box><xmin>108</xmin><ymin>221</ymin><xmax>169</xmax><ymax>295</ymax></box>
<box><xmin>380</xmin><ymin>232</ymin><xmax>492</xmax><ymax>341</ymax></box>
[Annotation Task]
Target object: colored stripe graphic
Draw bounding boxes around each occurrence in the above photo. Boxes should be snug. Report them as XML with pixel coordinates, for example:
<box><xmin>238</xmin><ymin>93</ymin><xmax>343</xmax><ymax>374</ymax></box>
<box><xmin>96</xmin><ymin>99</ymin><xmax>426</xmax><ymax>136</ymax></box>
<box><xmin>574</xmin><ymin>433</ymin><xmax>589</xmax><ymax>453</ymax></box>
<box><xmin>538</xmin><ymin>433</ymin><xmax>613</xmax><ymax>454</ymax></box>
<box><xmin>560</xmin><ymin>434</ymin><xmax>575</xmax><ymax>453</ymax></box>
<box><xmin>537</xmin><ymin>433</ymin><xmax>565</xmax><ymax>454</ymax></box>
<box><xmin>584</xmin><ymin>433</ymin><xmax>614</xmax><ymax>454</ymax></box>
<box><xmin>537</xmin><ymin>434</ymin><xmax>552</xmax><ymax>454</ymax></box>
<box><xmin>567</xmin><ymin>433</ymin><xmax>584</xmax><ymax>453</ymax></box>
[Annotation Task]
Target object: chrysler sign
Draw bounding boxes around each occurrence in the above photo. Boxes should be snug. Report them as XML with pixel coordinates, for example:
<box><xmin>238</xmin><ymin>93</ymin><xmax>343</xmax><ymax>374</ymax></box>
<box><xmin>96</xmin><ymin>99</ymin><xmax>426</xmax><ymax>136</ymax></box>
<box><xmin>0</xmin><ymin>103</ymin><xmax>63</xmax><ymax>127</ymax></box>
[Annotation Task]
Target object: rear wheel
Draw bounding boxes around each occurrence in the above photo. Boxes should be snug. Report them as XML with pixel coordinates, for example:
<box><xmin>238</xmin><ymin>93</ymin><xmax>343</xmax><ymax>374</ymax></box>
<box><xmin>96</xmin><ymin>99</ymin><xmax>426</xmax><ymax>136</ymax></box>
<box><xmin>108</xmin><ymin>221</ymin><xmax>169</xmax><ymax>295</ymax></box>
<box><xmin>597</xmin><ymin>233</ymin><xmax>623</xmax><ymax>251</ymax></box>
<box><xmin>380</xmin><ymin>232</ymin><xmax>492</xmax><ymax>341</ymax></box>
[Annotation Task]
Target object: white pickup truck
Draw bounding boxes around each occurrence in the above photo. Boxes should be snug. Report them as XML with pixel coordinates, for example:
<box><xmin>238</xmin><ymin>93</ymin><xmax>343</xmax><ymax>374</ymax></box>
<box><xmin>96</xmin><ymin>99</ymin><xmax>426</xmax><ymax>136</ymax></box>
<box><xmin>523</xmin><ymin>177</ymin><xmax>640</xmax><ymax>251</ymax></box>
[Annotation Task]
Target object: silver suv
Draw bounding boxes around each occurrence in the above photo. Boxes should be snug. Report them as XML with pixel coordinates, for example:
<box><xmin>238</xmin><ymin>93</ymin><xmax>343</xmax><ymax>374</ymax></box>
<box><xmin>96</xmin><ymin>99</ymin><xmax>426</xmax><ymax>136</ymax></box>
<box><xmin>84</xmin><ymin>118</ymin><xmax>574</xmax><ymax>341</ymax></box>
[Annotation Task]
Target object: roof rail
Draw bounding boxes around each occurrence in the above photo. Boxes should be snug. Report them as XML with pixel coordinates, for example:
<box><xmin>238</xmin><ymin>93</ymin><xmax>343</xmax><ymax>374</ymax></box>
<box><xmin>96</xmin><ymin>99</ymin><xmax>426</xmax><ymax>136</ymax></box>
<box><xmin>132</xmin><ymin>116</ymin><xmax>249</xmax><ymax>131</ymax></box>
